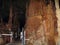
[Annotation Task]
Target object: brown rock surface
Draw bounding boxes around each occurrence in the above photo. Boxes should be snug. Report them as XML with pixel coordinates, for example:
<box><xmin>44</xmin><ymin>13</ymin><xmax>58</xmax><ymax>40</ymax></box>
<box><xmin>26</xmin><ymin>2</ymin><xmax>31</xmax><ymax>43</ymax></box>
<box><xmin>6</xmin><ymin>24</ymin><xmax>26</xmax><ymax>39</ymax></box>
<box><xmin>25</xmin><ymin>0</ymin><xmax>58</xmax><ymax>45</ymax></box>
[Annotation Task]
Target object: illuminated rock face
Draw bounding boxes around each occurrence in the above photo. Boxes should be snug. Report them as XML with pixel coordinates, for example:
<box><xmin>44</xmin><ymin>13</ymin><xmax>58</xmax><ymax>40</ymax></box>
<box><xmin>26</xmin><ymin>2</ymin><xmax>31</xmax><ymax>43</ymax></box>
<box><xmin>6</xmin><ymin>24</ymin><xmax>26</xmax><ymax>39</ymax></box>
<box><xmin>25</xmin><ymin>0</ymin><xmax>58</xmax><ymax>45</ymax></box>
<box><xmin>25</xmin><ymin>16</ymin><xmax>46</xmax><ymax>45</ymax></box>
<box><xmin>26</xmin><ymin>1</ymin><xmax>43</xmax><ymax>17</ymax></box>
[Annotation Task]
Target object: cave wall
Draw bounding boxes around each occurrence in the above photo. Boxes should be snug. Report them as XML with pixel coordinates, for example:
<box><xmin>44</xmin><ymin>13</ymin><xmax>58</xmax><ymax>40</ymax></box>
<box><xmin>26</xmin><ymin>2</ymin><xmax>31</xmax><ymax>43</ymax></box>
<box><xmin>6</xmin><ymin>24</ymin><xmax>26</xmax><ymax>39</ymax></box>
<box><xmin>55</xmin><ymin>0</ymin><xmax>60</xmax><ymax>36</ymax></box>
<box><xmin>25</xmin><ymin>0</ymin><xmax>58</xmax><ymax>45</ymax></box>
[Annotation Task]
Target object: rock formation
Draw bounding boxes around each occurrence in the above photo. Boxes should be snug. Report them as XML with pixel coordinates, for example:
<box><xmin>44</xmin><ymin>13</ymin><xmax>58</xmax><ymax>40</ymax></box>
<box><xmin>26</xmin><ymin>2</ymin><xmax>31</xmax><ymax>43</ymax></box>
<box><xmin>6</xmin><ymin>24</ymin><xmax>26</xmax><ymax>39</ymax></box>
<box><xmin>25</xmin><ymin>0</ymin><xmax>58</xmax><ymax>45</ymax></box>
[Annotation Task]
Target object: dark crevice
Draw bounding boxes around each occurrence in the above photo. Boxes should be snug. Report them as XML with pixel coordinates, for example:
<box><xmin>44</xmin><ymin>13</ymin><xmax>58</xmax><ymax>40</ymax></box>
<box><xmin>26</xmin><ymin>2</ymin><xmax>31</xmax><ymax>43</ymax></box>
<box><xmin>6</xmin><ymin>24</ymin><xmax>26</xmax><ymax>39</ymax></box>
<box><xmin>2</xmin><ymin>0</ymin><xmax>10</xmax><ymax>24</ymax></box>
<box><xmin>45</xmin><ymin>0</ymin><xmax>50</xmax><ymax>5</ymax></box>
<box><xmin>45</xmin><ymin>0</ymin><xmax>55</xmax><ymax>6</ymax></box>
<box><xmin>59</xmin><ymin>0</ymin><xmax>60</xmax><ymax>8</ymax></box>
<box><xmin>51</xmin><ymin>0</ymin><xmax>55</xmax><ymax>6</ymax></box>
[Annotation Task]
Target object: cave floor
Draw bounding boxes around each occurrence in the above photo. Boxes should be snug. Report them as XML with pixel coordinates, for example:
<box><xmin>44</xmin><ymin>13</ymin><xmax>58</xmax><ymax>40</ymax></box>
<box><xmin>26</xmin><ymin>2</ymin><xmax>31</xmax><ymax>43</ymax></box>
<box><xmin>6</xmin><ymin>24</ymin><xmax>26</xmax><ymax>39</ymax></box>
<box><xmin>5</xmin><ymin>41</ymin><xmax>22</xmax><ymax>45</ymax></box>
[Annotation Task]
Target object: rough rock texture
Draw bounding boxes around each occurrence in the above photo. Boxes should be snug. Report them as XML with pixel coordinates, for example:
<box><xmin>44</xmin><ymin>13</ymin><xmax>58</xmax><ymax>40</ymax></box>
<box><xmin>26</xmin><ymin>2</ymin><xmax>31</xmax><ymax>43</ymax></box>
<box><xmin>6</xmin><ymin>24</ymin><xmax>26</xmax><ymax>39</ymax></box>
<box><xmin>25</xmin><ymin>0</ymin><xmax>58</xmax><ymax>45</ymax></box>
<box><xmin>0</xmin><ymin>38</ymin><xmax>5</xmax><ymax>45</ymax></box>
<box><xmin>25</xmin><ymin>16</ymin><xmax>47</xmax><ymax>45</ymax></box>
<box><xmin>26</xmin><ymin>0</ymin><xmax>43</xmax><ymax>17</ymax></box>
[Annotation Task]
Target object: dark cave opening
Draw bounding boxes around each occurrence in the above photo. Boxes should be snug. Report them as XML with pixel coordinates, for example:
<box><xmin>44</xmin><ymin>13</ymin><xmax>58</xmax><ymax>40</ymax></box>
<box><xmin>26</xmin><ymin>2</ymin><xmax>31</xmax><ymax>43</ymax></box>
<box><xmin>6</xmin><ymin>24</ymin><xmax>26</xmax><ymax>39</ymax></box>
<box><xmin>0</xmin><ymin>0</ymin><xmax>29</xmax><ymax>41</ymax></box>
<box><xmin>0</xmin><ymin>0</ymin><xmax>27</xmax><ymax>27</ymax></box>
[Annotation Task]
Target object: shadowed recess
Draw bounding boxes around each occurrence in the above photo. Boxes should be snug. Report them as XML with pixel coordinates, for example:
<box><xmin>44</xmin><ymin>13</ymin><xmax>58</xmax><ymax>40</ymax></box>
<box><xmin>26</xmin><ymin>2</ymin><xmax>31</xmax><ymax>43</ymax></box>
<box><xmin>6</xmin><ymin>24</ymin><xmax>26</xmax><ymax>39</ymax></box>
<box><xmin>59</xmin><ymin>0</ymin><xmax>60</xmax><ymax>8</ymax></box>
